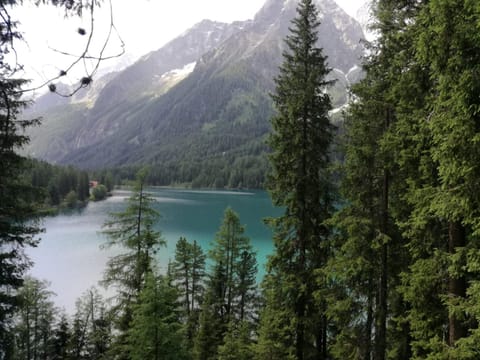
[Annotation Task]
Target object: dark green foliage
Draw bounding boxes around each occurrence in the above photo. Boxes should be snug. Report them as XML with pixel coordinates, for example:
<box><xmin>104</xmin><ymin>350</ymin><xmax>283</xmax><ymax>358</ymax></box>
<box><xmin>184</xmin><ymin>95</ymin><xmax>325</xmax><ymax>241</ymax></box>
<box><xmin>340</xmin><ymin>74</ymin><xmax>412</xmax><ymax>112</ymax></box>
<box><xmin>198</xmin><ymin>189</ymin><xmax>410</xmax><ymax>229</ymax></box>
<box><xmin>172</xmin><ymin>237</ymin><xmax>206</xmax><ymax>315</ymax></box>
<box><xmin>193</xmin><ymin>293</ymin><xmax>224</xmax><ymax>360</ymax></box>
<box><xmin>395</xmin><ymin>1</ymin><xmax>480</xmax><ymax>357</ymax></box>
<box><xmin>217</xmin><ymin>321</ymin><xmax>254</xmax><ymax>360</ymax></box>
<box><xmin>207</xmin><ymin>208</ymin><xmax>257</xmax><ymax>324</ymax></box>
<box><xmin>26</xmin><ymin>159</ymin><xmax>91</xmax><ymax>208</ymax></box>
<box><xmin>172</xmin><ymin>237</ymin><xmax>206</xmax><ymax>346</ymax></box>
<box><xmin>50</xmin><ymin>314</ymin><xmax>70</xmax><ymax>360</ymax></box>
<box><xmin>194</xmin><ymin>208</ymin><xmax>257</xmax><ymax>359</ymax></box>
<box><xmin>254</xmin><ymin>273</ymin><xmax>296</xmax><ymax>360</ymax></box>
<box><xmin>91</xmin><ymin>184</ymin><xmax>108</xmax><ymax>201</ymax></box>
<box><xmin>127</xmin><ymin>274</ymin><xmax>187</xmax><ymax>360</ymax></box>
<box><xmin>259</xmin><ymin>1</ymin><xmax>334</xmax><ymax>359</ymax></box>
<box><xmin>331</xmin><ymin>0</ymin><xmax>480</xmax><ymax>359</ymax></box>
<box><xmin>325</xmin><ymin>1</ymin><xmax>417</xmax><ymax>357</ymax></box>
<box><xmin>0</xmin><ymin>77</ymin><xmax>42</xmax><ymax>355</ymax></box>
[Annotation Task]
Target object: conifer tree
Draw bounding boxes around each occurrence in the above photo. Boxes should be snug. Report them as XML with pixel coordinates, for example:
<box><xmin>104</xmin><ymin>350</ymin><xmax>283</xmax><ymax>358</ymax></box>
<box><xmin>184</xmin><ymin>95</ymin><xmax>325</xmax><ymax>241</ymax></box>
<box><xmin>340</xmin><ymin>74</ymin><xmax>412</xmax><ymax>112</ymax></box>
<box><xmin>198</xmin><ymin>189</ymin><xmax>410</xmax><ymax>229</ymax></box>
<box><xmin>259</xmin><ymin>0</ymin><xmax>334</xmax><ymax>358</ymax></box>
<box><xmin>0</xmin><ymin>77</ymin><xmax>42</xmax><ymax>355</ymax></box>
<box><xmin>101</xmin><ymin>168</ymin><xmax>164</xmax><ymax>357</ymax></box>
<box><xmin>127</xmin><ymin>274</ymin><xmax>187</xmax><ymax>360</ymax></box>
<box><xmin>172</xmin><ymin>237</ymin><xmax>206</xmax><ymax>342</ymax></box>
<box><xmin>395</xmin><ymin>0</ymin><xmax>480</xmax><ymax>357</ymax></box>
<box><xmin>217</xmin><ymin>321</ymin><xmax>254</xmax><ymax>360</ymax></box>
<box><xmin>172</xmin><ymin>237</ymin><xmax>206</xmax><ymax>316</ymax></box>
<box><xmin>194</xmin><ymin>208</ymin><xmax>257</xmax><ymax>359</ymax></box>
<box><xmin>207</xmin><ymin>208</ymin><xmax>257</xmax><ymax>324</ymax></box>
<box><xmin>14</xmin><ymin>277</ymin><xmax>56</xmax><ymax>360</ymax></box>
<box><xmin>70</xmin><ymin>287</ymin><xmax>112</xmax><ymax>359</ymax></box>
<box><xmin>325</xmin><ymin>1</ymin><xmax>425</xmax><ymax>358</ymax></box>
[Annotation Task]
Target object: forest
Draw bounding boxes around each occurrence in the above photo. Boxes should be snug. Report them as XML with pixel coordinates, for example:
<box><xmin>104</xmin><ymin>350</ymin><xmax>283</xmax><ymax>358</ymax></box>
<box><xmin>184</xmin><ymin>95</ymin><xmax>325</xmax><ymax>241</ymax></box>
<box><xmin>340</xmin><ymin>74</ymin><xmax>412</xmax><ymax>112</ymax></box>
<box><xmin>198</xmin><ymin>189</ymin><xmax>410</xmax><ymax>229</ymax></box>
<box><xmin>2</xmin><ymin>0</ymin><xmax>480</xmax><ymax>359</ymax></box>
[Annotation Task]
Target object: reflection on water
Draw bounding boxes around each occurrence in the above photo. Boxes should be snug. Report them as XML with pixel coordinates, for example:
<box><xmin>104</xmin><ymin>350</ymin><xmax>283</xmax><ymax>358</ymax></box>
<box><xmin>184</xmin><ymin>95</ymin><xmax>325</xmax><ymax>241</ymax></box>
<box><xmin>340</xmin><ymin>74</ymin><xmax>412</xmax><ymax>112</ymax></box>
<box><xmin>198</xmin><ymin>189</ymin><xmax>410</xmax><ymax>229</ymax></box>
<box><xmin>28</xmin><ymin>188</ymin><xmax>281</xmax><ymax>313</ymax></box>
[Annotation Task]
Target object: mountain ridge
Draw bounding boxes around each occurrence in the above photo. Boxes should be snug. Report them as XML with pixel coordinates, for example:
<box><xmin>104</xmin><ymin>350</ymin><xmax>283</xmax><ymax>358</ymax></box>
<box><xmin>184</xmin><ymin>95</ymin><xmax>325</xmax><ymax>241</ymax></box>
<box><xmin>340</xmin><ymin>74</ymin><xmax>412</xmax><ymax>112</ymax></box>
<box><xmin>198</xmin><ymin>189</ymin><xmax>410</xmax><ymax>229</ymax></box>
<box><xmin>25</xmin><ymin>0</ymin><xmax>365</xmax><ymax>187</ymax></box>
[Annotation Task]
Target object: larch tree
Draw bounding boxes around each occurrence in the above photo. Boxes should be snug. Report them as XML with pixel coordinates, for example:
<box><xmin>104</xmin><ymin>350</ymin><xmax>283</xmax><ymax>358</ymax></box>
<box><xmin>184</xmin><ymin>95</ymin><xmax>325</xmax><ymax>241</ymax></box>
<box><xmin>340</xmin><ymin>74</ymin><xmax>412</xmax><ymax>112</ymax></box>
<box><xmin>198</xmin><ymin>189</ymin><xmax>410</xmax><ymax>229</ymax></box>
<box><xmin>172</xmin><ymin>236</ymin><xmax>206</xmax><ymax>343</ymax></box>
<box><xmin>258</xmin><ymin>0</ymin><xmax>334</xmax><ymax>358</ymax></box>
<box><xmin>70</xmin><ymin>287</ymin><xmax>112</xmax><ymax>359</ymax></box>
<box><xmin>207</xmin><ymin>207</ymin><xmax>257</xmax><ymax>324</ymax></box>
<box><xmin>194</xmin><ymin>208</ymin><xmax>257</xmax><ymax>359</ymax></box>
<box><xmin>13</xmin><ymin>277</ymin><xmax>56</xmax><ymax>360</ymax></box>
<box><xmin>101</xmin><ymin>167</ymin><xmax>165</xmax><ymax>357</ymax></box>
<box><xmin>127</xmin><ymin>273</ymin><xmax>187</xmax><ymax>360</ymax></box>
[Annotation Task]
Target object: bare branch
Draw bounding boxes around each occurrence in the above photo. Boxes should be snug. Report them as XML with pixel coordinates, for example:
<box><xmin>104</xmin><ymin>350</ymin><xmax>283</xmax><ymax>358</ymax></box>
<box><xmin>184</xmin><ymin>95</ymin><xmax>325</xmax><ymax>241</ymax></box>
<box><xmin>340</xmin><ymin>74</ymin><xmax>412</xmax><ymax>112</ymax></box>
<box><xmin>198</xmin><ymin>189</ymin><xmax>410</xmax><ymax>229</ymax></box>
<box><xmin>3</xmin><ymin>0</ymin><xmax>125</xmax><ymax>97</ymax></box>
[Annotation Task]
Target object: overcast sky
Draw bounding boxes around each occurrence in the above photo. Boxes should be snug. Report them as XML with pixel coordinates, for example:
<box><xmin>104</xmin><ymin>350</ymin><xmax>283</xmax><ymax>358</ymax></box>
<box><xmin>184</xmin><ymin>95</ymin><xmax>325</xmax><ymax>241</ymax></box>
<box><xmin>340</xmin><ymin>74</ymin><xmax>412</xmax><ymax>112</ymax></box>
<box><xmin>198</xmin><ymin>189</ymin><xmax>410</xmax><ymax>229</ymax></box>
<box><xmin>13</xmin><ymin>0</ymin><xmax>365</xmax><ymax>92</ymax></box>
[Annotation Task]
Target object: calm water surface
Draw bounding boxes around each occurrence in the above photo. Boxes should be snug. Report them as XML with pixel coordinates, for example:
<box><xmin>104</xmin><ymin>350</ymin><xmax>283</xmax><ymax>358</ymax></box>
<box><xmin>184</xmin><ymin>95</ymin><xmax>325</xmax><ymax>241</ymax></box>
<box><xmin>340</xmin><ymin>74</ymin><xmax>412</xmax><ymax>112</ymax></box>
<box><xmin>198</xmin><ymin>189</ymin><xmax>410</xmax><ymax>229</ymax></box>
<box><xmin>28</xmin><ymin>188</ymin><xmax>282</xmax><ymax>312</ymax></box>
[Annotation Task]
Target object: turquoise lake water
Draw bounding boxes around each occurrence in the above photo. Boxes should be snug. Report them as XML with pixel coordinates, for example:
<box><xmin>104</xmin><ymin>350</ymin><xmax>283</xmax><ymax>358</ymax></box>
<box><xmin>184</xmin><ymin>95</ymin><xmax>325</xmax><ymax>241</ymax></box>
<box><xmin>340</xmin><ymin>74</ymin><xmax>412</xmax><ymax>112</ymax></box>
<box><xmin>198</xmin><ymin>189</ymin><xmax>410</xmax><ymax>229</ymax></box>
<box><xmin>28</xmin><ymin>188</ymin><xmax>282</xmax><ymax>313</ymax></box>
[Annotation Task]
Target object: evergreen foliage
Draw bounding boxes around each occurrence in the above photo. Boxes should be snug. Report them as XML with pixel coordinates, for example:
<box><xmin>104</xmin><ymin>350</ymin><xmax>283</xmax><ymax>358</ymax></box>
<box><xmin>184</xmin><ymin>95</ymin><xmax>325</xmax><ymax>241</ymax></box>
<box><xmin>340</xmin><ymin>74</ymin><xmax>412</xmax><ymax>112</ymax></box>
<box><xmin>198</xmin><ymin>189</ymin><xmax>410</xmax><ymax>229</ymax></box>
<box><xmin>0</xmin><ymin>64</ymin><xmax>42</xmax><ymax>360</ymax></box>
<box><xmin>217</xmin><ymin>320</ymin><xmax>254</xmax><ymax>360</ymax></box>
<box><xmin>127</xmin><ymin>274</ymin><xmax>187</xmax><ymax>360</ymax></box>
<box><xmin>172</xmin><ymin>237</ymin><xmax>206</xmax><ymax>345</ymax></box>
<box><xmin>7</xmin><ymin>1</ymin><xmax>480</xmax><ymax>360</ymax></box>
<box><xmin>325</xmin><ymin>1</ymin><xmax>420</xmax><ymax>358</ymax></box>
<box><xmin>100</xmin><ymin>168</ymin><xmax>165</xmax><ymax>356</ymax></box>
<box><xmin>13</xmin><ymin>277</ymin><xmax>56</xmax><ymax>360</ymax></box>
<box><xmin>258</xmin><ymin>1</ymin><xmax>334</xmax><ymax>359</ymax></box>
<box><xmin>194</xmin><ymin>208</ymin><xmax>257</xmax><ymax>359</ymax></box>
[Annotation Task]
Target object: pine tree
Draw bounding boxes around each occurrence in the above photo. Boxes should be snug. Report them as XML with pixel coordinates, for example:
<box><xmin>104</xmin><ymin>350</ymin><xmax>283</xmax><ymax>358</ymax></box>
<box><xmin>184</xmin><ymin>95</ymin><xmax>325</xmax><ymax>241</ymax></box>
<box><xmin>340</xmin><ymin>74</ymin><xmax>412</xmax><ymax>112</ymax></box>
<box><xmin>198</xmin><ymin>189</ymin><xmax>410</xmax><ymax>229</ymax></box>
<box><xmin>259</xmin><ymin>0</ymin><xmax>334</xmax><ymax>358</ymax></box>
<box><xmin>50</xmin><ymin>313</ymin><xmax>70</xmax><ymax>360</ymax></box>
<box><xmin>193</xmin><ymin>292</ymin><xmax>224</xmax><ymax>360</ymax></box>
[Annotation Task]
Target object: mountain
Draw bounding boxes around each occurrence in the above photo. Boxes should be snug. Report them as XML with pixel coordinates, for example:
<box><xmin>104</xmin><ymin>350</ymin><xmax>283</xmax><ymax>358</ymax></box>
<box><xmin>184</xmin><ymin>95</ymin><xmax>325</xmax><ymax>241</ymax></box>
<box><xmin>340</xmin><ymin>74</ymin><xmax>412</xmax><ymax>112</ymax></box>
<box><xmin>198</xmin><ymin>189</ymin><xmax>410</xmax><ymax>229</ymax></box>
<box><xmin>355</xmin><ymin>1</ymin><xmax>374</xmax><ymax>41</ymax></box>
<box><xmin>24</xmin><ymin>0</ymin><xmax>365</xmax><ymax>188</ymax></box>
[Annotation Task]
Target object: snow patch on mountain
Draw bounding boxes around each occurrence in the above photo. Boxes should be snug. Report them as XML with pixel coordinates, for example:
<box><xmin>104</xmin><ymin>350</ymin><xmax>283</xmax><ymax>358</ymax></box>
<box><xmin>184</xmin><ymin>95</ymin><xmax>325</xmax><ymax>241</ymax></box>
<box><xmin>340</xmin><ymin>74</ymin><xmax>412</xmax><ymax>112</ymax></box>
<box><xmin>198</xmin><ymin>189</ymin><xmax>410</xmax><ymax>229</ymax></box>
<box><xmin>160</xmin><ymin>62</ymin><xmax>196</xmax><ymax>79</ymax></box>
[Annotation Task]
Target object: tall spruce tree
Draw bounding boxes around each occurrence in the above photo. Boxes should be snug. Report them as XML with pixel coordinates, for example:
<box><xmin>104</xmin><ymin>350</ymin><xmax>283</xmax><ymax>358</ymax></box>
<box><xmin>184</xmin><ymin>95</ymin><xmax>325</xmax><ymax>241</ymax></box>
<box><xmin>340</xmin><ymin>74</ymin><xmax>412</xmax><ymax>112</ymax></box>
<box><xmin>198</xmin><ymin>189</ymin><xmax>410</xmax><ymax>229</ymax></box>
<box><xmin>395</xmin><ymin>1</ymin><xmax>480</xmax><ymax>357</ymax></box>
<box><xmin>326</xmin><ymin>1</ymin><xmax>426</xmax><ymax>358</ymax></box>
<box><xmin>258</xmin><ymin>1</ymin><xmax>334</xmax><ymax>358</ymax></box>
<box><xmin>0</xmin><ymin>46</ymin><xmax>43</xmax><ymax>354</ymax></box>
<box><xmin>0</xmin><ymin>75</ymin><xmax>42</xmax><ymax>357</ymax></box>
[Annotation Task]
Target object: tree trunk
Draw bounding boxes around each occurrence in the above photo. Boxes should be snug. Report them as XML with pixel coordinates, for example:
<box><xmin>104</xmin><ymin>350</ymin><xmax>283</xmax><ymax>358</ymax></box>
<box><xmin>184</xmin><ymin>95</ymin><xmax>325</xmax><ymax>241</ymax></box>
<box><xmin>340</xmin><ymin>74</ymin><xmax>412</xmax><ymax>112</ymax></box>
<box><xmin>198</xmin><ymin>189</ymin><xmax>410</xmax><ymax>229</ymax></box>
<box><xmin>376</xmin><ymin>108</ymin><xmax>390</xmax><ymax>360</ymax></box>
<box><xmin>448</xmin><ymin>221</ymin><xmax>466</xmax><ymax>346</ymax></box>
<box><xmin>366</xmin><ymin>275</ymin><xmax>374</xmax><ymax>360</ymax></box>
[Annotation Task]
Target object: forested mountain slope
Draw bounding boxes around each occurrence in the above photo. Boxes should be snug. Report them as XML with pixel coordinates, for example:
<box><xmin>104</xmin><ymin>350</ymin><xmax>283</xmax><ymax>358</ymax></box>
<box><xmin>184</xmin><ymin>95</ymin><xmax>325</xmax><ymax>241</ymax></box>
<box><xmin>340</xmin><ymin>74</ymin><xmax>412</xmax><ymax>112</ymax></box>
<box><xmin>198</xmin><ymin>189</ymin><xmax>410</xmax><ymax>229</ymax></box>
<box><xmin>25</xmin><ymin>0</ymin><xmax>365</xmax><ymax>187</ymax></box>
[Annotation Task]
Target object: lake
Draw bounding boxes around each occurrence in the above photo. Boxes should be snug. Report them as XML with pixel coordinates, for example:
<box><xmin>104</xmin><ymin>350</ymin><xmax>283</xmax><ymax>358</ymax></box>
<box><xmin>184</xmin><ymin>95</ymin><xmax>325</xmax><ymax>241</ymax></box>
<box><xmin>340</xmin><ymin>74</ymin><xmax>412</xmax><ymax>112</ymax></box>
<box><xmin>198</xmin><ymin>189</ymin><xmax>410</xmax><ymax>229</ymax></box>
<box><xmin>28</xmin><ymin>188</ymin><xmax>282</xmax><ymax>313</ymax></box>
